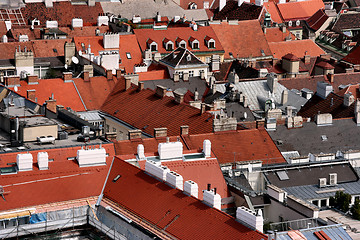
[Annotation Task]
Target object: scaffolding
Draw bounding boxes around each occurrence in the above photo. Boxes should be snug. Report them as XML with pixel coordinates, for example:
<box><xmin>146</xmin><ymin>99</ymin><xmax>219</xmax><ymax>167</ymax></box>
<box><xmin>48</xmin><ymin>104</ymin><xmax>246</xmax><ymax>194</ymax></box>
<box><xmin>269</xmin><ymin>218</ymin><xmax>320</xmax><ymax>232</ymax></box>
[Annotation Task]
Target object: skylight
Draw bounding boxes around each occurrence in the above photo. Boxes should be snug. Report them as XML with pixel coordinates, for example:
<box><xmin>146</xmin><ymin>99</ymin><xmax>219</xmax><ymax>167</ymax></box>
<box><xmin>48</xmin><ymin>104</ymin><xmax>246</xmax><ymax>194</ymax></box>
<box><xmin>126</xmin><ymin>52</ymin><xmax>132</xmax><ymax>59</ymax></box>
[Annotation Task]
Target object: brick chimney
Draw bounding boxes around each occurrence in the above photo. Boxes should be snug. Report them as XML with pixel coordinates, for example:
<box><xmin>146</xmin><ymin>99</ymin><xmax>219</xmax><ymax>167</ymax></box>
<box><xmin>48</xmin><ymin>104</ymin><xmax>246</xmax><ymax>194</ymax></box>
<box><xmin>125</xmin><ymin>78</ymin><xmax>131</xmax><ymax>90</ymax></box>
<box><xmin>304</xmin><ymin>55</ymin><xmax>311</xmax><ymax>64</ymax></box>
<box><xmin>180</xmin><ymin>125</ymin><xmax>189</xmax><ymax>135</ymax></box>
<box><xmin>116</xmin><ymin>69</ymin><xmax>122</xmax><ymax>79</ymax></box>
<box><xmin>154</xmin><ymin>127</ymin><xmax>167</xmax><ymax>138</ymax></box>
<box><xmin>5</xmin><ymin>76</ymin><xmax>20</xmax><ymax>87</ymax></box>
<box><xmin>45</xmin><ymin>97</ymin><xmax>57</xmax><ymax>112</ymax></box>
<box><xmin>27</xmin><ymin>89</ymin><xmax>36</xmax><ymax>102</ymax></box>
<box><xmin>106</xmin><ymin>69</ymin><xmax>113</xmax><ymax>80</ymax></box>
<box><xmin>155</xmin><ymin>85</ymin><xmax>167</xmax><ymax>98</ymax></box>
<box><xmin>200</xmin><ymin>103</ymin><xmax>206</xmax><ymax>114</ymax></box>
<box><xmin>83</xmin><ymin>71</ymin><xmax>90</xmax><ymax>82</ymax></box>
<box><xmin>328</xmin><ymin>73</ymin><xmax>334</xmax><ymax>83</ymax></box>
<box><xmin>27</xmin><ymin>75</ymin><xmax>38</xmax><ymax>85</ymax></box>
<box><xmin>174</xmin><ymin>91</ymin><xmax>184</xmax><ymax>104</ymax></box>
<box><xmin>128</xmin><ymin>129</ymin><xmax>142</xmax><ymax>140</ymax></box>
<box><xmin>138</xmin><ymin>81</ymin><xmax>144</xmax><ymax>91</ymax></box>
<box><xmin>63</xmin><ymin>72</ymin><xmax>72</xmax><ymax>82</ymax></box>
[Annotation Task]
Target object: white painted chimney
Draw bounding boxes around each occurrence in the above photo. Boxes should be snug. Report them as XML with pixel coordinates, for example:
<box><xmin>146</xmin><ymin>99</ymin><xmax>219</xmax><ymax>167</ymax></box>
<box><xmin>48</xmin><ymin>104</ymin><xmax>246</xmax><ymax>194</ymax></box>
<box><xmin>145</xmin><ymin>160</ymin><xmax>170</xmax><ymax>181</ymax></box>
<box><xmin>2</xmin><ymin>35</ymin><xmax>7</xmax><ymax>43</ymax></box>
<box><xmin>158</xmin><ymin>141</ymin><xmax>183</xmax><ymax>160</ymax></box>
<box><xmin>97</xmin><ymin>15</ymin><xmax>109</xmax><ymax>26</ymax></box>
<box><xmin>184</xmin><ymin>180</ymin><xmax>199</xmax><ymax>198</ymax></box>
<box><xmin>77</xmin><ymin>147</ymin><xmax>106</xmax><ymax>167</ymax></box>
<box><xmin>166</xmin><ymin>171</ymin><xmax>184</xmax><ymax>190</ymax></box>
<box><xmin>72</xmin><ymin>18</ymin><xmax>83</xmax><ymax>28</ymax></box>
<box><xmin>255</xmin><ymin>0</ymin><xmax>264</xmax><ymax>6</ymax></box>
<box><xmin>203</xmin><ymin>140</ymin><xmax>211</xmax><ymax>157</ymax></box>
<box><xmin>236</xmin><ymin>207</ymin><xmax>264</xmax><ymax>232</ymax></box>
<box><xmin>203</xmin><ymin>189</ymin><xmax>221</xmax><ymax>210</ymax></box>
<box><xmin>37</xmin><ymin>152</ymin><xmax>49</xmax><ymax>170</ymax></box>
<box><xmin>315</xmin><ymin>113</ymin><xmax>332</xmax><ymax>126</ymax></box>
<box><xmin>17</xmin><ymin>153</ymin><xmax>33</xmax><ymax>171</ymax></box>
<box><xmin>137</xmin><ymin>144</ymin><xmax>145</xmax><ymax>160</ymax></box>
<box><xmin>103</xmin><ymin>33</ymin><xmax>120</xmax><ymax>49</ymax></box>
<box><xmin>316</xmin><ymin>81</ymin><xmax>333</xmax><ymax>99</ymax></box>
<box><xmin>45</xmin><ymin>20</ymin><xmax>58</xmax><ymax>29</ymax></box>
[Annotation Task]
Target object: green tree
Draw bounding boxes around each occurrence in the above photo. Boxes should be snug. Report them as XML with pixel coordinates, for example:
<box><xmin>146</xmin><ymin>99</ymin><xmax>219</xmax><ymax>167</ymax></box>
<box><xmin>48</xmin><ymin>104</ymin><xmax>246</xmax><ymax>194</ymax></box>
<box><xmin>351</xmin><ymin>199</ymin><xmax>360</xmax><ymax>220</ymax></box>
<box><xmin>329</xmin><ymin>191</ymin><xmax>352</xmax><ymax>212</ymax></box>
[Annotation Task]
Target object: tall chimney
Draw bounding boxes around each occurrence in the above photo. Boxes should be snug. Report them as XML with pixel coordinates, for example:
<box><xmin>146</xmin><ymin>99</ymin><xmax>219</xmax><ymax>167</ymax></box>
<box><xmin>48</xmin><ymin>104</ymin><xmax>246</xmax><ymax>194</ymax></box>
<box><xmin>180</xmin><ymin>125</ymin><xmax>189</xmax><ymax>135</ymax></box>
<box><xmin>138</xmin><ymin>81</ymin><xmax>144</xmax><ymax>91</ymax></box>
<box><xmin>125</xmin><ymin>78</ymin><xmax>131</xmax><ymax>90</ymax></box>
<box><xmin>281</xmin><ymin>90</ymin><xmax>288</xmax><ymax>105</ymax></box>
<box><xmin>154</xmin><ymin>127</ymin><xmax>167</xmax><ymax>138</ymax></box>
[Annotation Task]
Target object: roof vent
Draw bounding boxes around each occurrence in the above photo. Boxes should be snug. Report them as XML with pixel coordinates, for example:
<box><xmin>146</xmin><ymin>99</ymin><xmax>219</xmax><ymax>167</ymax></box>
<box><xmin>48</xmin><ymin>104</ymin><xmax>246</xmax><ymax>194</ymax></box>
<box><xmin>319</xmin><ymin>178</ymin><xmax>327</xmax><ymax>188</ymax></box>
<box><xmin>77</xmin><ymin>147</ymin><xmax>106</xmax><ymax>167</ymax></box>
<box><xmin>17</xmin><ymin>153</ymin><xmax>33</xmax><ymax>171</ymax></box>
<box><xmin>37</xmin><ymin>152</ymin><xmax>49</xmax><ymax>170</ymax></box>
<box><xmin>329</xmin><ymin>173</ymin><xmax>337</xmax><ymax>186</ymax></box>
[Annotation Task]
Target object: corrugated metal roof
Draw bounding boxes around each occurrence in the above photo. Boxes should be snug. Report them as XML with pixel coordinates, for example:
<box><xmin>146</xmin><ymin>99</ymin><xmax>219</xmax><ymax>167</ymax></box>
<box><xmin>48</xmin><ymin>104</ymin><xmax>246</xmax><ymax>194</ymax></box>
<box><xmin>77</xmin><ymin>111</ymin><xmax>102</xmax><ymax>122</ymax></box>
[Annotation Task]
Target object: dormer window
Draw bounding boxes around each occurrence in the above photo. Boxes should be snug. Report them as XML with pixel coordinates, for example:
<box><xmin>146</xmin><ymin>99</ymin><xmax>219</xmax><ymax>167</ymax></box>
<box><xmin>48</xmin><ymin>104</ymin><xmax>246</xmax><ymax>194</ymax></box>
<box><xmin>189</xmin><ymin>2</ymin><xmax>197</xmax><ymax>9</ymax></box>
<box><xmin>204</xmin><ymin>36</ymin><xmax>215</xmax><ymax>49</ymax></box>
<box><xmin>147</xmin><ymin>38</ymin><xmax>158</xmax><ymax>52</ymax></box>
<box><xmin>189</xmin><ymin>37</ymin><xmax>199</xmax><ymax>50</ymax></box>
<box><xmin>176</xmin><ymin>37</ymin><xmax>186</xmax><ymax>49</ymax></box>
<box><xmin>163</xmin><ymin>38</ymin><xmax>174</xmax><ymax>51</ymax></box>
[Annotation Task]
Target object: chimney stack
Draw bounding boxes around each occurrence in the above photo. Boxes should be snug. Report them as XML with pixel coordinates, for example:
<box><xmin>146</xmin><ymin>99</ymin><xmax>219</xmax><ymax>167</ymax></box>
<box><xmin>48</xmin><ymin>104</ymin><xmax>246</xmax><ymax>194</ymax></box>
<box><xmin>155</xmin><ymin>85</ymin><xmax>167</xmax><ymax>98</ymax></box>
<box><xmin>328</xmin><ymin>73</ymin><xmax>334</xmax><ymax>83</ymax></box>
<box><xmin>128</xmin><ymin>129</ymin><xmax>142</xmax><ymax>140</ymax></box>
<box><xmin>304</xmin><ymin>55</ymin><xmax>311</xmax><ymax>64</ymax></box>
<box><xmin>203</xmin><ymin>139</ymin><xmax>211</xmax><ymax>157</ymax></box>
<box><xmin>63</xmin><ymin>72</ymin><xmax>72</xmax><ymax>82</ymax></box>
<box><xmin>184</xmin><ymin>180</ymin><xmax>198</xmax><ymax>198</ymax></box>
<box><xmin>154</xmin><ymin>127</ymin><xmax>167</xmax><ymax>138</ymax></box>
<box><xmin>137</xmin><ymin>144</ymin><xmax>145</xmax><ymax>159</ymax></box>
<box><xmin>106</xmin><ymin>69</ymin><xmax>113</xmax><ymax>80</ymax></box>
<box><xmin>116</xmin><ymin>69</ymin><xmax>122</xmax><ymax>79</ymax></box>
<box><xmin>344</xmin><ymin>93</ymin><xmax>355</xmax><ymax>107</ymax></box>
<box><xmin>174</xmin><ymin>91</ymin><xmax>184</xmax><ymax>104</ymax></box>
<box><xmin>180</xmin><ymin>125</ymin><xmax>189</xmax><ymax>135</ymax></box>
<box><xmin>83</xmin><ymin>71</ymin><xmax>90</xmax><ymax>82</ymax></box>
<box><xmin>200</xmin><ymin>103</ymin><xmax>206</xmax><ymax>114</ymax></box>
<box><xmin>125</xmin><ymin>78</ymin><xmax>131</xmax><ymax>90</ymax></box>
<box><xmin>27</xmin><ymin>89</ymin><xmax>36</xmax><ymax>102</ymax></box>
<box><xmin>281</xmin><ymin>90</ymin><xmax>288</xmax><ymax>105</ymax></box>
<box><xmin>138</xmin><ymin>81</ymin><xmax>144</xmax><ymax>91</ymax></box>
<box><xmin>27</xmin><ymin>75</ymin><xmax>38</xmax><ymax>85</ymax></box>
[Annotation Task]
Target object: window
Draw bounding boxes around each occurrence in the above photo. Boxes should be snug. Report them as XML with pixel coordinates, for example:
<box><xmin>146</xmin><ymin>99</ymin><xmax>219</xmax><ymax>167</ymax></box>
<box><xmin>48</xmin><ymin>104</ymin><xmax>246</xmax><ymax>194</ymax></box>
<box><xmin>321</xmin><ymin>199</ymin><xmax>327</xmax><ymax>207</ymax></box>
<box><xmin>112</xmin><ymin>127</ymin><xmax>117</xmax><ymax>133</ymax></box>
<box><xmin>166</xmin><ymin>43</ymin><xmax>173</xmax><ymax>51</ymax></box>
<box><xmin>205</xmin><ymin>57</ymin><xmax>211</xmax><ymax>63</ymax></box>
<box><xmin>189</xmin><ymin>70</ymin><xmax>194</xmax><ymax>77</ymax></box>
<box><xmin>126</xmin><ymin>52</ymin><xmax>132</xmax><ymax>59</ymax></box>
<box><xmin>151</xmin><ymin>44</ymin><xmax>157</xmax><ymax>52</ymax></box>
<box><xmin>312</xmin><ymin>200</ymin><xmax>319</xmax><ymax>206</ymax></box>
<box><xmin>193</xmin><ymin>42</ymin><xmax>199</xmax><ymax>49</ymax></box>
<box><xmin>178</xmin><ymin>71</ymin><xmax>183</xmax><ymax>79</ymax></box>
<box><xmin>208</xmin><ymin>41</ymin><xmax>215</xmax><ymax>49</ymax></box>
<box><xmin>180</xmin><ymin>43</ymin><xmax>186</xmax><ymax>48</ymax></box>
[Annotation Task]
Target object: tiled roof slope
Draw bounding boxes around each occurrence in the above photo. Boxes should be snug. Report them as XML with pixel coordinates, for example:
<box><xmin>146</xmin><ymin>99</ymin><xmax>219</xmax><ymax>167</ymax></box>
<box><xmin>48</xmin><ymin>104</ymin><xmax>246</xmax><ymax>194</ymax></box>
<box><xmin>182</xmin><ymin>129</ymin><xmax>286</xmax><ymax>165</ymax></box>
<box><xmin>0</xmin><ymin>144</ymin><xmax>115</xmax><ymax>212</ymax></box>
<box><xmin>0</xmin><ymin>39</ymin><xmax>69</xmax><ymax>60</ymax></box>
<box><xmin>332</xmin><ymin>12</ymin><xmax>360</xmax><ymax>32</ymax></box>
<box><xmin>103</xmin><ymin>159</ymin><xmax>267</xmax><ymax>240</ymax></box>
<box><xmin>276</xmin><ymin>0</ymin><xmax>324</xmax><ymax>21</ymax></box>
<box><xmin>342</xmin><ymin>45</ymin><xmax>360</xmax><ymax>65</ymax></box>
<box><xmin>8</xmin><ymin>78</ymin><xmax>86</xmax><ymax>111</ymax></box>
<box><xmin>22</xmin><ymin>2</ymin><xmax>104</xmax><ymax>27</ymax></box>
<box><xmin>100</xmin><ymin>82</ymin><xmax>214</xmax><ymax>136</ymax></box>
<box><xmin>306</xmin><ymin>9</ymin><xmax>329</xmax><ymax>31</ymax></box>
<box><xmin>264</xmin><ymin>2</ymin><xmax>283</xmax><ymax>23</ymax></box>
<box><xmin>297</xmin><ymin>91</ymin><xmax>355</xmax><ymax>119</ymax></box>
<box><xmin>133</xmin><ymin>26</ymin><xmax>224</xmax><ymax>54</ymax></box>
<box><xmin>213</xmin><ymin>1</ymin><xmax>264</xmax><ymax>21</ymax></box>
<box><xmin>211</xmin><ymin>20</ymin><xmax>272</xmax><ymax>59</ymax></box>
<box><xmin>268</xmin><ymin>39</ymin><xmax>325</xmax><ymax>59</ymax></box>
<box><xmin>73</xmin><ymin>35</ymin><xmax>142</xmax><ymax>73</ymax></box>
<box><xmin>264</xmin><ymin>27</ymin><xmax>296</xmax><ymax>42</ymax></box>
<box><xmin>160</xmin><ymin>47</ymin><xmax>205</xmax><ymax>67</ymax></box>
<box><xmin>73</xmin><ymin>76</ymin><xmax>118</xmax><ymax>111</ymax></box>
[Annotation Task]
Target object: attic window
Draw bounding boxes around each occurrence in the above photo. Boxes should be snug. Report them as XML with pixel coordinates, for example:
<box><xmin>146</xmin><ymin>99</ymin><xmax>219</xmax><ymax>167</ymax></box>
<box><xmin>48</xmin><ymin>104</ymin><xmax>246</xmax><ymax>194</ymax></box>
<box><xmin>192</xmin><ymin>41</ymin><xmax>199</xmax><ymax>50</ymax></box>
<box><xmin>321</xmin><ymin>135</ymin><xmax>328</xmax><ymax>141</ymax></box>
<box><xmin>113</xmin><ymin>174</ymin><xmax>121</xmax><ymax>182</ymax></box>
<box><xmin>166</xmin><ymin>42</ymin><xmax>173</xmax><ymax>51</ymax></box>
<box><xmin>207</xmin><ymin>39</ymin><xmax>215</xmax><ymax>49</ymax></box>
<box><xmin>276</xmin><ymin>171</ymin><xmax>289</xmax><ymax>181</ymax></box>
<box><xmin>53</xmin><ymin>48</ymin><xmax>57</xmax><ymax>53</ymax></box>
<box><xmin>126</xmin><ymin>52</ymin><xmax>132</xmax><ymax>59</ymax></box>
<box><xmin>180</xmin><ymin>43</ymin><xmax>186</xmax><ymax>48</ymax></box>
<box><xmin>0</xmin><ymin>166</ymin><xmax>17</xmax><ymax>174</ymax></box>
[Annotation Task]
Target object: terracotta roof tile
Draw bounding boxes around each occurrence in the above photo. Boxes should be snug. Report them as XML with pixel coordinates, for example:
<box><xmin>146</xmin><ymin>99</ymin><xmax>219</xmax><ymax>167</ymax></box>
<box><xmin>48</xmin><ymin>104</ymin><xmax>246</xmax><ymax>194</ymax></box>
<box><xmin>264</xmin><ymin>1</ymin><xmax>283</xmax><ymax>23</ymax></box>
<box><xmin>9</xmin><ymin>78</ymin><xmax>86</xmax><ymax>111</ymax></box>
<box><xmin>22</xmin><ymin>2</ymin><xmax>104</xmax><ymax>27</ymax></box>
<box><xmin>342</xmin><ymin>44</ymin><xmax>360</xmax><ymax>65</ymax></box>
<box><xmin>306</xmin><ymin>9</ymin><xmax>329</xmax><ymax>31</ymax></box>
<box><xmin>182</xmin><ymin>129</ymin><xmax>286</xmax><ymax>165</ymax></box>
<box><xmin>264</xmin><ymin>27</ymin><xmax>296</xmax><ymax>42</ymax></box>
<box><xmin>134</xmin><ymin>26</ymin><xmax>224</xmax><ymax>54</ymax></box>
<box><xmin>211</xmin><ymin>20</ymin><xmax>272</xmax><ymax>59</ymax></box>
<box><xmin>268</xmin><ymin>39</ymin><xmax>325</xmax><ymax>59</ymax></box>
<box><xmin>332</xmin><ymin>12</ymin><xmax>360</xmax><ymax>33</ymax></box>
<box><xmin>283</xmin><ymin>53</ymin><xmax>300</xmax><ymax>61</ymax></box>
<box><xmin>0</xmin><ymin>143</ymin><xmax>115</xmax><ymax>212</ymax></box>
<box><xmin>100</xmin><ymin>81</ymin><xmax>214</xmax><ymax>137</ymax></box>
<box><xmin>103</xmin><ymin>159</ymin><xmax>267</xmax><ymax>240</ymax></box>
<box><xmin>276</xmin><ymin>0</ymin><xmax>324</xmax><ymax>21</ymax></box>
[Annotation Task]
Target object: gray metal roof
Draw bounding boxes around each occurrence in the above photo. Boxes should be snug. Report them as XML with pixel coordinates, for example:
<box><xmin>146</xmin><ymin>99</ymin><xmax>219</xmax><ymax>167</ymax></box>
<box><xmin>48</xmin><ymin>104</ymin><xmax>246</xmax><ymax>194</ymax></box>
<box><xmin>215</xmin><ymin>80</ymin><xmax>308</xmax><ymax>111</ymax></box>
<box><xmin>101</xmin><ymin>1</ymin><xmax>208</xmax><ymax>21</ymax></box>
<box><xmin>77</xmin><ymin>111</ymin><xmax>103</xmax><ymax>122</ymax></box>
<box><xmin>283</xmin><ymin>180</ymin><xmax>360</xmax><ymax>200</ymax></box>
<box><xmin>275</xmin><ymin>224</ymin><xmax>352</xmax><ymax>240</ymax></box>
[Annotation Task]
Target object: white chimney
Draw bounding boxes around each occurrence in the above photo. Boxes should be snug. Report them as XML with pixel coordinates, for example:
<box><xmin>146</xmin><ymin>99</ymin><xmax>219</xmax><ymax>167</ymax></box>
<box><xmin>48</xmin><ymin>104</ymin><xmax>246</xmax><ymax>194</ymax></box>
<box><xmin>315</xmin><ymin>113</ymin><xmax>332</xmax><ymax>126</ymax></box>
<box><xmin>184</xmin><ymin>180</ymin><xmax>199</xmax><ymax>198</ymax></box>
<box><xmin>316</xmin><ymin>81</ymin><xmax>333</xmax><ymax>99</ymax></box>
<box><xmin>203</xmin><ymin>140</ymin><xmax>211</xmax><ymax>157</ymax></box>
<box><xmin>156</xmin><ymin>12</ymin><xmax>161</xmax><ymax>22</ymax></box>
<box><xmin>192</xmin><ymin>23</ymin><xmax>198</xmax><ymax>31</ymax></box>
<box><xmin>166</xmin><ymin>171</ymin><xmax>184</xmax><ymax>190</ymax></box>
<box><xmin>267</xmin><ymin>73</ymin><xmax>278</xmax><ymax>93</ymax></box>
<box><xmin>97</xmin><ymin>15</ymin><xmax>109</xmax><ymax>26</ymax></box>
<box><xmin>77</xmin><ymin>147</ymin><xmax>106</xmax><ymax>167</ymax></box>
<box><xmin>103</xmin><ymin>33</ymin><xmax>120</xmax><ymax>49</ymax></box>
<box><xmin>238</xmin><ymin>0</ymin><xmax>244</xmax><ymax>6</ymax></box>
<box><xmin>37</xmin><ymin>152</ymin><xmax>49</xmax><ymax>170</ymax></box>
<box><xmin>236</xmin><ymin>207</ymin><xmax>264</xmax><ymax>232</ymax></box>
<box><xmin>45</xmin><ymin>20</ymin><xmax>58</xmax><ymax>29</ymax></box>
<box><xmin>355</xmin><ymin>100</ymin><xmax>360</xmax><ymax>113</ymax></box>
<box><xmin>255</xmin><ymin>0</ymin><xmax>263</xmax><ymax>6</ymax></box>
<box><xmin>2</xmin><ymin>35</ymin><xmax>8</xmax><ymax>43</ymax></box>
<box><xmin>219</xmin><ymin>0</ymin><xmax>226</xmax><ymax>11</ymax></box>
<box><xmin>137</xmin><ymin>144</ymin><xmax>145</xmax><ymax>160</ymax></box>
<box><xmin>17</xmin><ymin>153</ymin><xmax>33</xmax><ymax>171</ymax></box>
<box><xmin>158</xmin><ymin>141</ymin><xmax>183</xmax><ymax>160</ymax></box>
<box><xmin>203</xmin><ymin>189</ymin><xmax>221</xmax><ymax>210</ymax></box>
<box><xmin>344</xmin><ymin>93</ymin><xmax>355</xmax><ymax>107</ymax></box>
<box><xmin>72</xmin><ymin>18</ymin><xmax>83</xmax><ymax>28</ymax></box>
<box><xmin>145</xmin><ymin>160</ymin><xmax>170</xmax><ymax>181</ymax></box>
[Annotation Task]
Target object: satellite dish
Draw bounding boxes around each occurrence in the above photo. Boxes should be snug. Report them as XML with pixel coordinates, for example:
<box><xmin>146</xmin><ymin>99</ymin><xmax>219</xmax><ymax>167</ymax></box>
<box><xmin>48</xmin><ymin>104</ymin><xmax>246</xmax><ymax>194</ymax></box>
<box><xmin>14</xmin><ymin>86</ymin><xmax>18</xmax><ymax>92</ymax></box>
<box><xmin>296</xmin><ymin>20</ymin><xmax>300</xmax><ymax>26</ymax></box>
<box><xmin>72</xmin><ymin>56</ymin><xmax>79</xmax><ymax>64</ymax></box>
<box><xmin>288</xmin><ymin>21</ymin><xmax>292</xmax><ymax>27</ymax></box>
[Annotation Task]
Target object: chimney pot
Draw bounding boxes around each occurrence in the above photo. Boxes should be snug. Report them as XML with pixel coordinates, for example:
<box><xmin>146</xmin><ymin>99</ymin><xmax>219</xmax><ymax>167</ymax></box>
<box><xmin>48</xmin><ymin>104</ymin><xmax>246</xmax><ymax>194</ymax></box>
<box><xmin>180</xmin><ymin>125</ymin><xmax>189</xmax><ymax>135</ymax></box>
<box><xmin>106</xmin><ymin>69</ymin><xmax>113</xmax><ymax>80</ymax></box>
<box><xmin>207</xmin><ymin>183</ymin><xmax>211</xmax><ymax>191</ymax></box>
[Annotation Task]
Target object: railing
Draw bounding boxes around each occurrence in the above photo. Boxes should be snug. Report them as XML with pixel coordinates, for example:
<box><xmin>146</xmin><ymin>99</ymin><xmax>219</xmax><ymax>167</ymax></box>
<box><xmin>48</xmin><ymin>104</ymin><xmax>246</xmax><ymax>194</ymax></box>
<box><xmin>269</xmin><ymin>218</ymin><xmax>319</xmax><ymax>232</ymax></box>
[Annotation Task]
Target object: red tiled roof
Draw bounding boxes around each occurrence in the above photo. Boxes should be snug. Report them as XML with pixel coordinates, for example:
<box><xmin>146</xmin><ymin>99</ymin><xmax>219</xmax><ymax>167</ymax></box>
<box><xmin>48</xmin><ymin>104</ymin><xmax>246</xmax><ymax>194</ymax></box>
<box><xmin>9</xmin><ymin>78</ymin><xmax>86</xmax><ymax>111</ymax></box>
<box><xmin>268</xmin><ymin>39</ymin><xmax>325</xmax><ymax>59</ymax></box>
<box><xmin>182</xmin><ymin>129</ymin><xmax>286</xmax><ymax>165</ymax></box>
<box><xmin>276</xmin><ymin>0</ymin><xmax>324</xmax><ymax>21</ymax></box>
<box><xmin>9</xmin><ymin>27</ymin><xmax>42</xmax><ymax>41</ymax></box>
<box><xmin>73</xmin><ymin>76</ymin><xmax>118</xmax><ymax>111</ymax></box>
<box><xmin>100</xmin><ymin>81</ymin><xmax>214</xmax><ymax>137</ymax></box>
<box><xmin>138</xmin><ymin>70</ymin><xmax>170</xmax><ymax>81</ymax></box>
<box><xmin>211</xmin><ymin>20</ymin><xmax>272</xmax><ymax>59</ymax></box>
<box><xmin>213</xmin><ymin>1</ymin><xmax>264</xmax><ymax>21</ymax></box>
<box><xmin>0</xmin><ymin>39</ymin><xmax>70</xmax><ymax>60</ymax></box>
<box><xmin>306</xmin><ymin>9</ymin><xmax>329</xmax><ymax>31</ymax></box>
<box><xmin>264</xmin><ymin>27</ymin><xmax>296</xmax><ymax>42</ymax></box>
<box><xmin>0</xmin><ymin>21</ymin><xmax>7</xmax><ymax>37</ymax></box>
<box><xmin>315</xmin><ymin>61</ymin><xmax>335</xmax><ymax>69</ymax></box>
<box><xmin>133</xmin><ymin>26</ymin><xmax>224</xmax><ymax>54</ymax></box>
<box><xmin>264</xmin><ymin>1</ymin><xmax>283</xmax><ymax>23</ymax></box>
<box><xmin>342</xmin><ymin>45</ymin><xmax>360</xmax><ymax>65</ymax></box>
<box><xmin>73</xmin><ymin>35</ymin><xmax>142</xmax><ymax>73</ymax></box>
<box><xmin>22</xmin><ymin>2</ymin><xmax>104</xmax><ymax>27</ymax></box>
<box><xmin>0</xmin><ymin>144</ymin><xmax>115</xmax><ymax>212</ymax></box>
<box><xmin>103</xmin><ymin>159</ymin><xmax>267</xmax><ymax>240</ymax></box>
<box><xmin>283</xmin><ymin>53</ymin><xmax>300</xmax><ymax>61</ymax></box>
